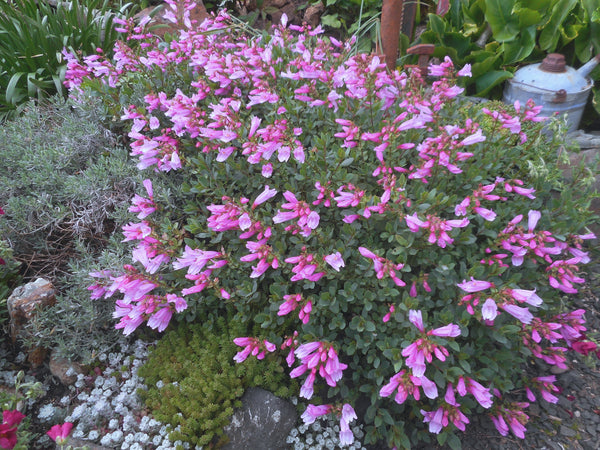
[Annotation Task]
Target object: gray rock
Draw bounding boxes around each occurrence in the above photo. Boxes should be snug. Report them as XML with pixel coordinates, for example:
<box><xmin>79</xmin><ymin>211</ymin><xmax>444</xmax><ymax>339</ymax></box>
<box><xmin>223</xmin><ymin>387</ymin><xmax>297</xmax><ymax>450</ymax></box>
<box><xmin>559</xmin><ymin>424</ymin><xmax>578</xmax><ymax>437</ymax></box>
<box><xmin>7</xmin><ymin>278</ymin><xmax>56</xmax><ymax>340</ymax></box>
<box><xmin>49</xmin><ymin>349</ymin><xmax>84</xmax><ymax>386</ymax></box>
<box><xmin>7</xmin><ymin>278</ymin><xmax>56</xmax><ymax>366</ymax></box>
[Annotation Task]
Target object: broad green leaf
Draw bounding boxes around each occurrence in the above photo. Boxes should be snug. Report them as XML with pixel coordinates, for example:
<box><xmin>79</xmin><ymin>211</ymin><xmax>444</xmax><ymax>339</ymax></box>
<box><xmin>512</xmin><ymin>6</ymin><xmax>543</xmax><ymax>28</ymax></box>
<box><xmin>427</xmin><ymin>14</ymin><xmax>446</xmax><ymax>36</ymax></box>
<box><xmin>484</xmin><ymin>0</ymin><xmax>519</xmax><ymax>42</ymax></box>
<box><xmin>474</xmin><ymin>69</ymin><xmax>513</xmax><ymax>97</ymax></box>
<box><xmin>520</xmin><ymin>0</ymin><xmax>553</xmax><ymax>17</ymax></box>
<box><xmin>5</xmin><ymin>72</ymin><xmax>26</xmax><ymax>105</ymax></box>
<box><xmin>468</xmin><ymin>52</ymin><xmax>500</xmax><ymax>80</ymax></box>
<box><xmin>574</xmin><ymin>27</ymin><xmax>593</xmax><ymax>62</ymax></box>
<box><xmin>503</xmin><ymin>26</ymin><xmax>536</xmax><ymax>65</ymax></box>
<box><xmin>539</xmin><ymin>0</ymin><xmax>578</xmax><ymax>51</ymax></box>
<box><xmin>320</xmin><ymin>13</ymin><xmax>341</xmax><ymax>28</ymax></box>
<box><xmin>561</xmin><ymin>22</ymin><xmax>582</xmax><ymax>44</ymax></box>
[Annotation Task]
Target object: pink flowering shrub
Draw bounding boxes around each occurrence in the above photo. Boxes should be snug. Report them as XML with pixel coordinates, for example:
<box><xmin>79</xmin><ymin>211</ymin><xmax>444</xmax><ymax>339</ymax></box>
<box><xmin>69</xmin><ymin>3</ymin><xmax>597</xmax><ymax>448</ymax></box>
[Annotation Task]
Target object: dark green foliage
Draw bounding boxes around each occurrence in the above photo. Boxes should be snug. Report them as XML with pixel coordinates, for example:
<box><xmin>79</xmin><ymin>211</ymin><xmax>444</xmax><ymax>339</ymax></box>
<box><xmin>413</xmin><ymin>0</ymin><xmax>600</xmax><ymax>101</ymax></box>
<box><xmin>0</xmin><ymin>0</ymin><xmax>138</xmax><ymax>120</ymax></box>
<box><xmin>138</xmin><ymin>315</ymin><xmax>297</xmax><ymax>448</ymax></box>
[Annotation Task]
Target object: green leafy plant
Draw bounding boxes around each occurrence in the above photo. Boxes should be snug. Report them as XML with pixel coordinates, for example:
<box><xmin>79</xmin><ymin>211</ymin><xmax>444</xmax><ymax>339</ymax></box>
<box><xmin>138</xmin><ymin>315</ymin><xmax>296</xmax><ymax>448</ymax></box>
<box><xmin>0</xmin><ymin>0</ymin><xmax>138</xmax><ymax>120</ymax></box>
<box><xmin>71</xmin><ymin>8</ymin><xmax>597</xmax><ymax>448</ymax></box>
<box><xmin>413</xmin><ymin>0</ymin><xmax>600</xmax><ymax>100</ymax></box>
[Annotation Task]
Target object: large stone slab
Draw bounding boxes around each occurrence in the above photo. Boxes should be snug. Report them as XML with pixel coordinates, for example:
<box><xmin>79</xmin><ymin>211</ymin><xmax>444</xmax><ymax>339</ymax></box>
<box><xmin>223</xmin><ymin>387</ymin><xmax>297</xmax><ymax>450</ymax></box>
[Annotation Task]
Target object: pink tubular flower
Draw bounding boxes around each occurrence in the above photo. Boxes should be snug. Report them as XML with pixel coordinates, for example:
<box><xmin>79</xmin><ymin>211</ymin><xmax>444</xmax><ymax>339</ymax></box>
<box><xmin>324</xmin><ymin>252</ymin><xmax>345</xmax><ymax>271</ymax></box>
<box><xmin>402</xmin><ymin>310</ymin><xmax>460</xmax><ymax>376</ymax></box>
<box><xmin>252</xmin><ymin>185</ymin><xmax>278</xmax><ymax>208</ymax></box>
<box><xmin>129</xmin><ymin>179</ymin><xmax>156</xmax><ymax>219</ymax></box>
<box><xmin>420</xmin><ymin>407</ymin><xmax>446</xmax><ymax>434</ymax></box>
<box><xmin>278</xmin><ymin>294</ymin><xmax>313</xmax><ymax>324</ymax></box>
<box><xmin>301</xmin><ymin>404</ymin><xmax>332</xmax><ymax>424</ymax></box>
<box><xmin>173</xmin><ymin>246</ymin><xmax>226</xmax><ymax>275</ymax></box>
<box><xmin>380</xmin><ymin>371</ymin><xmax>438</xmax><ymax>404</ymax></box>
<box><xmin>240</xmin><ymin>239</ymin><xmax>279</xmax><ymax>278</ymax></box>
<box><xmin>47</xmin><ymin>422</ymin><xmax>74</xmax><ymax>445</ymax></box>
<box><xmin>458</xmin><ymin>278</ymin><xmax>493</xmax><ymax>293</ymax></box>
<box><xmin>291</xmin><ymin>341</ymin><xmax>347</xmax><ymax>399</ymax></box>
<box><xmin>233</xmin><ymin>337</ymin><xmax>276</xmax><ymax>363</ymax></box>
<box><xmin>339</xmin><ymin>403</ymin><xmax>357</xmax><ymax>446</ymax></box>
<box><xmin>273</xmin><ymin>191</ymin><xmax>320</xmax><ymax>236</ymax></box>
<box><xmin>382</xmin><ymin>304</ymin><xmax>395</xmax><ymax>323</ymax></box>
<box><xmin>456</xmin><ymin>376</ymin><xmax>493</xmax><ymax>408</ymax></box>
<box><xmin>529</xmin><ymin>376</ymin><xmax>559</xmax><ymax>403</ymax></box>
<box><xmin>284</xmin><ymin>248</ymin><xmax>324</xmax><ymax>282</ymax></box>
<box><xmin>490</xmin><ymin>402</ymin><xmax>529</xmax><ymax>439</ymax></box>
<box><xmin>358</xmin><ymin>247</ymin><xmax>405</xmax><ymax>286</ymax></box>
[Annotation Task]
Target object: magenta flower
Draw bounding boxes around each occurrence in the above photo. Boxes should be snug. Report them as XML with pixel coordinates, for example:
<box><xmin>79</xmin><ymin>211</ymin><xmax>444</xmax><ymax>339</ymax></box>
<box><xmin>301</xmin><ymin>404</ymin><xmax>332</xmax><ymax>424</ymax></box>
<box><xmin>129</xmin><ymin>179</ymin><xmax>156</xmax><ymax>219</ymax></box>
<box><xmin>252</xmin><ymin>185</ymin><xmax>278</xmax><ymax>208</ymax></box>
<box><xmin>324</xmin><ymin>252</ymin><xmax>345</xmax><ymax>272</ymax></box>
<box><xmin>46</xmin><ymin>422</ymin><xmax>73</xmax><ymax>445</ymax></box>
<box><xmin>481</xmin><ymin>298</ymin><xmax>498</xmax><ymax>321</ymax></box>
<box><xmin>420</xmin><ymin>407</ymin><xmax>445</xmax><ymax>434</ymax></box>
<box><xmin>358</xmin><ymin>246</ymin><xmax>405</xmax><ymax>286</ymax></box>
<box><xmin>380</xmin><ymin>371</ymin><xmax>438</xmax><ymax>404</ymax></box>
<box><xmin>490</xmin><ymin>402</ymin><xmax>529</xmax><ymax>439</ymax></box>
<box><xmin>233</xmin><ymin>337</ymin><xmax>276</xmax><ymax>363</ymax></box>
<box><xmin>1</xmin><ymin>410</ymin><xmax>25</xmax><ymax>449</ymax></box>
<box><xmin>458</xmin><ymin>278</ymin><xmax>493</xmax><ymax>293</ymax></box>
<box><xmin>147</xmin><ymin>306</ymin><xmax>173</xmax><ymax>332</ymax></box>
<box><xmin>456</xmin><ymin>376</ymin><xmax>493</xmax><ymax>408</ymax></box>
<box><xmin>402</xmin><ymin>310</ymin><xmax>460</xmax><ymax>376</ymax></box>
<box><xmin>339</xmin><ymin>403</ymin><xmax>357</xmax><ymax>445</ymax></box>
<box><xmin>291</xmin><ymin>341</ymin><xmax>347</xmax><ymax>399</ymax></box>
<box><xmin>240</xmin><ymin>239</ymin><xmax>279</xmax><ymax>278</ymax></box>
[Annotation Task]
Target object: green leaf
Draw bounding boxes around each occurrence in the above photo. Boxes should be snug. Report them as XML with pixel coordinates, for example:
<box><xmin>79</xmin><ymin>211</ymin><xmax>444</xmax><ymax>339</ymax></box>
<box><xmin>484</xmin><ymin>0</ymin><xmax>519</xmax><ymax>42</ymax></box>
<box><xmin>513</xmin><ymin>6</ymin><xmax>543</xmax><ymax>28</ymax></box>
<box><xmin>320</xmin><ymin>14</ymin><xmax>341</xmax><ymax>28</ymax></box>
<box><xmin>459</xmin><ymin>359</ymin><xmax>471</xmax><ymax>373</ymax></box>
<box><xmin>427</xmin><ymin>14</ymin><xmax>447</xmax><ymax>36</ymax></box>
<box><xmin>474</xmin><ymin>69</ymin><xmax>513</xmax><ymax>96</ymax></box>
<box><xmin>447</xmin><ymin>432</ymin><xmax>463</xmax><ymax>450</ymax></box>
<box><xmin>503</xmin><ymin>26</ymin><xmax>536</xmax><ymax>64</ymax></box>
<box><xmin>539</xmin><ymin>0</ymin><xmax>578</xmax><ymax>51</ymax></box>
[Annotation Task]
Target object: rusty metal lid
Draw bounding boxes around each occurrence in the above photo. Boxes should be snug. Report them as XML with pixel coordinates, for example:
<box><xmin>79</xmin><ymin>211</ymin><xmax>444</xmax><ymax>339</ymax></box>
<box><xmin>540</xmin><ymin>53</ymin><xmax>567</xmax><ymax>73</ymax></box>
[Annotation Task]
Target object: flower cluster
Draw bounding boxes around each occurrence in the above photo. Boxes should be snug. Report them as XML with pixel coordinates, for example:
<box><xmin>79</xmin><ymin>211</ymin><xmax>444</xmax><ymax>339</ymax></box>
<box><xmin>66</xmin><ymin>5</ymin><xmax>597</xmax><ymax>447</ymax></box>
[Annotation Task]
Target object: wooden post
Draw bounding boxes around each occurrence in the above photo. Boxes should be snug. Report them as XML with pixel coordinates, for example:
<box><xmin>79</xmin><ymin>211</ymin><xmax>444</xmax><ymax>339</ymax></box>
<box><xmin>380</xmin><ymin>0</ymin><xmax>404</xmax><ymax>71</ymax></box>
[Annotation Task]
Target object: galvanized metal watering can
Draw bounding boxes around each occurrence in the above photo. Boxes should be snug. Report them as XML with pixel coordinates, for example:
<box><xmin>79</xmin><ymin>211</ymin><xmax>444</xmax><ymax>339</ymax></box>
<box><xmin>503</xmin><ymin>53</ymin><xmax>600</xmax><ymax>132</ymax></box>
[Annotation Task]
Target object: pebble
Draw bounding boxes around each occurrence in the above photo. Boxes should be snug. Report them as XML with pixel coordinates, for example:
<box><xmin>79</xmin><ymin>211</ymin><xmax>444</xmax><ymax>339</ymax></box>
<box><xmin>559</xmin><ymin>425</ymin><xmax>577</xmax><ymax>438</ymax></box>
